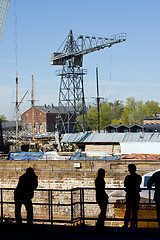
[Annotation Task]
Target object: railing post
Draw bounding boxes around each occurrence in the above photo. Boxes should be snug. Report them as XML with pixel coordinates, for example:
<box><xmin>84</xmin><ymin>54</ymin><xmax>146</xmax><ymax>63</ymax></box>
<box><xmin>1</xmin><ymin>189</ymin><xmax>3</xmax><ymax>223</ymax></box>
<box><xmin>80</xmin><ymin>188</ymin><xmax>82</xmax><ymax>223</ymax></box>
<box><xmin>50</xmin><ymin>190</ymin><xmax>53</xmax><ymax>225</ymax></box>
<box><xmin>48</xmin><ymin>190</ymin><xmax>51</xmax><ymax>222</ymax></box>
<box><xmin>80</xmin><ymin>188</ymin><xmax>85</xmax><ymax>225</ymax></box>
<box><xmin>81</xmin><ymin>188</ymin><xmax>85</xmax><ymax>225</ymax></box>
<box><xmin>149</xmin><ymin>189</ymin><xmax>151</xmax><ymax>205</ymax></box>
<box><xmin>71</xmin><ymin>189</ymin><xmax>73</xmax><ymax>224</ymax></box>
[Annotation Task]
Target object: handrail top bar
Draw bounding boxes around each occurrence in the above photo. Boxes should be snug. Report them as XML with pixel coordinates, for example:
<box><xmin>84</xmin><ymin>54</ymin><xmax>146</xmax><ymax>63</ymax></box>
<box><xmin>0</xmin><ymin>187</ymin><xmax>155</xmax><ymax>191</ymax></box>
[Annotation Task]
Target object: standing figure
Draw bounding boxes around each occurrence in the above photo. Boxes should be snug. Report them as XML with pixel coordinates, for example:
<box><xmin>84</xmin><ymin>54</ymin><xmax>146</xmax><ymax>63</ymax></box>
<box><xmin>14</xmin><ymin>167</ymin><xmax>38</xmax><ymax>225</ymax></box>
<box><xmin>147</xmin><ymin>171</ymin><xmax>160</xmax><ymax>228</ymax></box>
<box><xmin>95</xmin><ymin>168</ymin><xmax>108</xmax><ymax>228</ymax></box>
<box><xmin>123</xmin><ymin>164</ymin><xmax>142</xmax><ymax>228</ymax></box>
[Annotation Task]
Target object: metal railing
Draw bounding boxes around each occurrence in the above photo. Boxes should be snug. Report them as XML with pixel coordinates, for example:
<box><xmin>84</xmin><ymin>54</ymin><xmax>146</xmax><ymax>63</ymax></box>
<box><xmin>0</xmin><ymin>187</ymin><xmax>157</xmax><ymax>227</ymax></box>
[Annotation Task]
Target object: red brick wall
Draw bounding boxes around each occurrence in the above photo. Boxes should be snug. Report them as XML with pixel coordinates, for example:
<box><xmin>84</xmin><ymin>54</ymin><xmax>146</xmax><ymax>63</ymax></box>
<box><xmin>22</xmin><ymin>107</ymin><xmax>47</xmax><ymax>133</ymax></box>
<box><xmin>144</xmin><ymin>119</ymin><xmax>160</xmax><ymax>125</ymax></box>
<box><xmin>22</xmin><ymin>107</ymin><xmax>46</xmax><ymax>124</ymax></box>
<box><xmin>22</xmin><ymin>108</ymin><xmax>58</xmax><ymax>133</ymax></box>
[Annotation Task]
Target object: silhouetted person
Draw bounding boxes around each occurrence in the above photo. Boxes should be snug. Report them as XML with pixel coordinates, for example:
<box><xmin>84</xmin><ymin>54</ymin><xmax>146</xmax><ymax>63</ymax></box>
<box><xmin>95</xmin><ymin>168</ymin><xmax>108</xmax><ymax>228</ymax></box>
<box><xmin>14</xmin><ymin>167</ymin><xmax>38</xmax><ymax>225</ymax></box>
<box><xmin>147</xmin><ymin>171</ymin><xmax>160</xmax><ymax>228</ymax></box>
<box><xmin>123</xmin><ymin>164</ymin><xmax>142</xmax><ymax>228</ymax></box>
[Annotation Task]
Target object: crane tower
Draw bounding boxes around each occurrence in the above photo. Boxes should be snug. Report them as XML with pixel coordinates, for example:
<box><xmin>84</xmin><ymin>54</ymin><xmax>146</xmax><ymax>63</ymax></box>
<box><xmin>51</xmin><ymin>30</ymin><xmax>126</xmax><ymax>133</ymax></box>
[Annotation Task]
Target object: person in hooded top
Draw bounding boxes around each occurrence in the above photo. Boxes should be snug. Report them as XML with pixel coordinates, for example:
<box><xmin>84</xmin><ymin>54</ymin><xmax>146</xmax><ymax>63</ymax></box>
<box><xmin>14</xmin><ymin>167</ymin><xmax>38</xmax><ymax>225</ymax></box>
<box><xmin>123</xmin><ymin>164</ymin><xmax>142</xmax><ymax>228</ymax></box>
<box><xmin>147</xmin><ymin>170</ymin><xmax>160</xmax><ymax>228</ymax></box>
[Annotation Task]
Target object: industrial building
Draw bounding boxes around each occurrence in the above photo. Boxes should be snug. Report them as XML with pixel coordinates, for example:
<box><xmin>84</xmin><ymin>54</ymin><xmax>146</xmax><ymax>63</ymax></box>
<box><xmin>2</xmin><ymin>120</ymin><xmax>22</xmax><ymax>132</ymax></box>
<box><xmin>22</xmin><ymin>105</ymin><xmax>75</xmax><ymax>134</ymax></box>
<box><xmin>105</xmin><ymin>124</ymin><xmax>160</xmax><ymax>133</ymax></box>
<box><xmin>61</xmin><ymin>132</ymin><xmax>160</xmax><ymax>156</ymax></box>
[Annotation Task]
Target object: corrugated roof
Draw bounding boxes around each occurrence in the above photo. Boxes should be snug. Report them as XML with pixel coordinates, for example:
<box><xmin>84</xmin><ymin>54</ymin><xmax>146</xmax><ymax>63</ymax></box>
<box><xmin>61</xmin><ymin>132</ymin><xmax>160</xmax><ymax>143</ymax></box>
<box><xmin>61</xmin><ymin>132</ymin><xmax>90</xmax><ymax>143</ymax></box>
<box><xmin>83</xmin><ymin>133</ymin><xmax>125</xmax><ymax>143</ymax></box>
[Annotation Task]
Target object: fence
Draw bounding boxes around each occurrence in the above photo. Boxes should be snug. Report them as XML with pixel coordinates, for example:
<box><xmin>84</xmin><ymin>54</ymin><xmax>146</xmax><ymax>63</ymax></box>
<box><xmin>0</xmin><ymin>187</ymin><xmax>158</xmax><ymax>227</ymax></box>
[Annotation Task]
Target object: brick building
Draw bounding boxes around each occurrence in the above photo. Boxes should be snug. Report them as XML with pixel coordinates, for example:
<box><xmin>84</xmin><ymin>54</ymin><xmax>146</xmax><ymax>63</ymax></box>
<box><xmin>22</xmin><ymin>105</ymin><xmax>69</xmax><ymax>134</ymax></box>
<box><xmin>143</xmin><ymin>118</ymin><xmax>160</xmax><ymax>125</ymax></box>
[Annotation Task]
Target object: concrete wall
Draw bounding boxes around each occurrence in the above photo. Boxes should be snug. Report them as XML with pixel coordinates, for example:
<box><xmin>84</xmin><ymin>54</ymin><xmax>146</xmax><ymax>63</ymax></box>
<box><xmin>85</xmin><ymin>144</ymin><xmax>121</xmax><ymax>154</ymax></box>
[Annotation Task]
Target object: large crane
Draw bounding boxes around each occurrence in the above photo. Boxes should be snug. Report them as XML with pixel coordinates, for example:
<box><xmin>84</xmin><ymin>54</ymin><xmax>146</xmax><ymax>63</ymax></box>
<box><xmin>51</xmin><ymin>30</ymin><xmax>126</xmax><ymax>133</ymax></box>
<box><xmin>0</xmin><ymin>0</ymin><xmax>10</xmax><ymax>42</ymax></box>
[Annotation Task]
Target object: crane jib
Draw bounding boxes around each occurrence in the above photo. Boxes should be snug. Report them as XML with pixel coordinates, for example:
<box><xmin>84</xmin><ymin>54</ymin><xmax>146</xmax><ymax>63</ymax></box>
<box><xmin>51</xmin><ymin>32</ymin><xmax>127</xmax><ymax>65</ymax></box>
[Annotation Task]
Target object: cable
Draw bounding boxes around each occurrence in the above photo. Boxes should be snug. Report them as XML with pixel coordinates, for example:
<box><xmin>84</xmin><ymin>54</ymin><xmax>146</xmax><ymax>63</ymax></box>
<box><xmin>14</xmin><ymin>0</ymin><xmax>18</xmax><ymax>77</ymax></box>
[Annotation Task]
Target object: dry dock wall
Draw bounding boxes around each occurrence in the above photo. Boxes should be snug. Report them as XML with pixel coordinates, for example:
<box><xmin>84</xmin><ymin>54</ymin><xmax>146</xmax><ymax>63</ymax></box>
<box><xmin>1</xmin><ymin>159</ymin><xmax>160</xmax><ymax>190</ymax></box>
<box><xmin>1</xmin><ymin>159</ymin><xmax>160</xmax><ymax>224</ymax></box>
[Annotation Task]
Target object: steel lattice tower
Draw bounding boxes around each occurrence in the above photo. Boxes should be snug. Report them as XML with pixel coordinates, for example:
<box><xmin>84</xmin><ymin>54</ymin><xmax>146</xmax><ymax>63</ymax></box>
<box><xmin>51</xmin><ymin>30</ymin><xmax>126</xmax><ymax>133</ymax></box>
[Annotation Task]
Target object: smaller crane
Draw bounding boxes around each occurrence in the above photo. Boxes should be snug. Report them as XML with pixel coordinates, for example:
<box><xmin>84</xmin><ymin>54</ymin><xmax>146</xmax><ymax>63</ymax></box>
<box><xmin>0</xmin><ymin>0</ymin><xmax>10</xmax><ymax>42</ymax></box>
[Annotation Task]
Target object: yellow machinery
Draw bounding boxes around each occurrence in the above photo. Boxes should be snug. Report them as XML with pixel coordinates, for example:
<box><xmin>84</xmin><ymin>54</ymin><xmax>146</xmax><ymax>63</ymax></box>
<box><xmin>0</xmin><ymin>0</ymin><xmax>10</xmax><ymax>42</ymax></box>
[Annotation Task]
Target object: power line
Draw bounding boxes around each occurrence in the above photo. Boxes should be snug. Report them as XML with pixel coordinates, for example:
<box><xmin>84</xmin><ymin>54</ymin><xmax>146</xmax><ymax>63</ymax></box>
<box><xmin>14</xmin><ymin>0</ymin><xmax>18</xmax><ymax>77</ymax></box>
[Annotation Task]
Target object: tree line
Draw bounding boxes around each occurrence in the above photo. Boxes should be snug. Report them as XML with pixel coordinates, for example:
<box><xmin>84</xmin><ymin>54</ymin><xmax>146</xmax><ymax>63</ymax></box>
<box><xmin>1</xmin><ymin>97</ymin><xmax>160</xmax><ymax>132</ymax></box>
<box><xmin>81</xmin><ymin>97</ymin><xmax>160</xmax><ymax>131</ymax></box>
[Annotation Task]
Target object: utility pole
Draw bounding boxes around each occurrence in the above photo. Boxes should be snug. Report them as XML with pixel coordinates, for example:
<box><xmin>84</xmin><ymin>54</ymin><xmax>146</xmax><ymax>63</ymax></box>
<box><xmin>15</xmin><ymin>76</ymin><xmax>28</xmax><ymax>143</ymax></box>
<box><xmin>31</xmin><ymin>75</ymin><xmax>34</xmax><ymax>142</ymax></box>
<box><xmin>15</xmin><ymin>76</ymin><xmax>18</xmax><ymax>141</ymax></box>
<box><xmin>96</xmin><ymin>65</ymin><xmax>100</xmax><ymax>133</ymax></box>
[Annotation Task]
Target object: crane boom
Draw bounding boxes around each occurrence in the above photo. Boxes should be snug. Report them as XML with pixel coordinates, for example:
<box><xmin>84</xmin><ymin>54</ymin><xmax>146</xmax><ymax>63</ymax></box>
<box><xmin>51</xmin><ymin>30</ymin><xmax>126</xmax><ymax>66</ymax></box>
<box><xmin>0</xmin><ymin>0</ymin><xmax>10</xmax><ymax>42</ymax></box>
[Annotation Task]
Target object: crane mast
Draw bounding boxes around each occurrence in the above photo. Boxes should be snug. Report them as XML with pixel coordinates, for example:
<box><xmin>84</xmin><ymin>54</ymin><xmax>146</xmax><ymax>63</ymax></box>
<box><xmin>51</xmin><ymin>30</ymin><xmax>126</xmax><ymax>133</ymax></box>
<box><xmin>0</xmin><ymin>0</ymin><xmax>10</xmax><ymax>42</ymax></box>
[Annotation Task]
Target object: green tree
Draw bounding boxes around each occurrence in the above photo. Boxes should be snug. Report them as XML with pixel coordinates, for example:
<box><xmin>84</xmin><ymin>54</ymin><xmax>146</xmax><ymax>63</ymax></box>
<box><xmin>135</xmin><ymin>100</ymin><xmax>145</xmax><ymax>123</ymax></box>
<box><xmin>0</xmin><ymin>115</ymin><xmax>7</xmax><ymax>122</ymax></box>
<box><xmin>87</xmin><ymin>104</ymin><xmax>99</xmax><ymax>131</ymax></box>
<box><xmin>109</xmin><ymin>100</ymin><xmax>124</xmax><ymax>121</ymax></box>
<box><xmin>99</xmin><ymin>101</ymin><xmax>112</xmax><ymax>129</ymax></box>
<box><xmin>121</xmin><ymin>97</ymin><xmax>145</xmax><ymax>124</ymax></box>
<box><xmin>111</xmin><ymin>119</ymin><xmax>121</xmax><ymax>125</ymax></box>
<box><xmin>121</xmin><ymin>97</ymin><xmax>136</xmax><ymax>124</ymax></box>
<box><xmin>87</xmin><ymin>99</ymin><xmax>123</xmax><ymax>130</ymax></box>
<box><xmin>144</xmin><ymin>101</ymin><xmax>160</xmax><ymax>118</ymax></box>
<box><xmin>78</xmin><ymin>97</ymin><xmax>160</xmax><ymax>132</ymax></box>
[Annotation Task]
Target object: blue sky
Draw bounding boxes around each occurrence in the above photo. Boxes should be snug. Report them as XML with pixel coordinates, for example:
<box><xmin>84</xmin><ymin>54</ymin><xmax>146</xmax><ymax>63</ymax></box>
<box><xmin>0</xmin><ymin>0</ymin><xmax>160</xmax><ymax>120</ymax></box>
